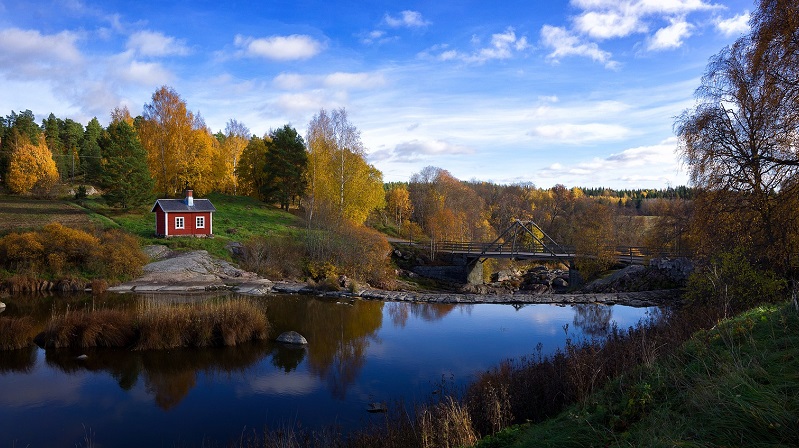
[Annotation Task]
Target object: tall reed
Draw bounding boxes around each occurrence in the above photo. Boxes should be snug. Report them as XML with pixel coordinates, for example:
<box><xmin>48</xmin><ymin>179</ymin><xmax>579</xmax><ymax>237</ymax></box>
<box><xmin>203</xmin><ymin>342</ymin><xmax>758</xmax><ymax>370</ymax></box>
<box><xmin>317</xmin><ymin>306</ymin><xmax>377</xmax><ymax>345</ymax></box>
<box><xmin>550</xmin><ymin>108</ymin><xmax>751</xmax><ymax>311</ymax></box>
<box><xmin>33</xmin><ymin>298</ymin><xmax>269</xmax><ymax>350</ymax></box>
<box><xmin>0</xmin><ymin>316</ymin><xmax>35</xmax><ymax>350</ymax></box>
<box><xmin>134</xmin><ymin>298</ymin><xmax>268</xmax><ymax>350</ymax></box>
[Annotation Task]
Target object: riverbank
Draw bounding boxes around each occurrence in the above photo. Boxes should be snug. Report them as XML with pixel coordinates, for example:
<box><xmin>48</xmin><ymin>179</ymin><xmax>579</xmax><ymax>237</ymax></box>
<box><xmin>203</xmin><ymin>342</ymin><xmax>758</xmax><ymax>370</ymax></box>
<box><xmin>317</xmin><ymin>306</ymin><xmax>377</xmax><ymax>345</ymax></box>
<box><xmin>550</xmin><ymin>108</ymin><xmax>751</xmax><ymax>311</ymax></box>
<box><xmin>106</xmin><ymin>247</ymin><xmax>682</xmax><ymax>307</ymax></box>
<box><xmin>474</xmin><ymin>300</ymin><xmax>799</xmax><ymax>447</ymax></box>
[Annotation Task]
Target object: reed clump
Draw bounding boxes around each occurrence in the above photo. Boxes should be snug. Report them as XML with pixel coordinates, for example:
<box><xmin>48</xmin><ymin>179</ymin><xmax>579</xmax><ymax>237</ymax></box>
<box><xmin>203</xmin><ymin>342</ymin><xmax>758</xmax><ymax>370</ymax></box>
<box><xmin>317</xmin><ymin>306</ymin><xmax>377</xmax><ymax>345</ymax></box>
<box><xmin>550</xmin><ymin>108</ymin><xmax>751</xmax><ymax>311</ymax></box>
<box><xmin>134</xmin><ymin>298</ymin><xmax>269</xmax><ymax>350</ymax></box>
<box><xmin>0</xmin><ymin>316</ymin><xmax>35</xmax><ymax>350</ymax></box>
<box><xmin>36</xmin><ymin>308</ymin><xmax>135</xmax><ymax>349</ymax></box>
<box><xmin>33</xmin><ymin>298</ymin><xmax>269</xmax><ymax>350</ymax></box>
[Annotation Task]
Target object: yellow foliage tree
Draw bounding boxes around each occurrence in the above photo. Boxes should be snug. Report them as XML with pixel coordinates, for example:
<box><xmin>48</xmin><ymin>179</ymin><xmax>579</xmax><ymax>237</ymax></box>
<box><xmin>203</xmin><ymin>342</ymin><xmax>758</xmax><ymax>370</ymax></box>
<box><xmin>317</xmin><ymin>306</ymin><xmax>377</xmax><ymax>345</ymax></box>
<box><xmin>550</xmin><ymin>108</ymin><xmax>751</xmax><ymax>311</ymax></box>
<box><xmin>386</xmin><ymin>185</ymin><xmax>413</xmax><ymax>226</ymax></box>
<box><xmin>137</xmin><ymin>86</ymin><xmax>218</xmax><ymax>196</ymax></box>
<box><xmin>304</xmin><ymin>108</ymin><xmax>384</xmax><ymax>226</ymax></box>
<box><xmin>6</xmin><ymin>135</ymin><xmax>59</xmax><ymax>194</ymax></box>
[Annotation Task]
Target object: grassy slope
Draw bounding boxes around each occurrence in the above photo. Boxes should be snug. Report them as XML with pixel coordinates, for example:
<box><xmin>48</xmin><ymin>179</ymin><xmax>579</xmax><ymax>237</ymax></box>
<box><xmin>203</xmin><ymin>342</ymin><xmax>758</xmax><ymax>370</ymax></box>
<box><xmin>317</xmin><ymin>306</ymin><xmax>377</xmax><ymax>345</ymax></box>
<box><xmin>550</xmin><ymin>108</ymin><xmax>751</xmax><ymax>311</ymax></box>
<box><xmin>90</xmin><ymin>193</ymin><xmax>304</xmax><ymax>260</ymax></box>
<box><xmin>477</xmin><ymin>301</ymin><xmax>799</xmax><ymax>447</ymax></box>
<box><xmin>1</xmin><ymin>193</ymin><xmax>303</xmax><ymax>260</ymax></box>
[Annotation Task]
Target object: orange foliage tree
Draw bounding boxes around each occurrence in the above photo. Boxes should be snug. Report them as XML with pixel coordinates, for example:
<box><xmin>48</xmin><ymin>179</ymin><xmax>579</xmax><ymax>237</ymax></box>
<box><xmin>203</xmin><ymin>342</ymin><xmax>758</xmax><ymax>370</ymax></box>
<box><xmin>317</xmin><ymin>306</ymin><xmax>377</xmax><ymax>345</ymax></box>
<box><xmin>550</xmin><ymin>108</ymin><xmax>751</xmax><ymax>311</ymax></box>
<box><xmin>6</xmin><ymin>135</ymin><xmax>59</xmax><ymax>195</ymax></box>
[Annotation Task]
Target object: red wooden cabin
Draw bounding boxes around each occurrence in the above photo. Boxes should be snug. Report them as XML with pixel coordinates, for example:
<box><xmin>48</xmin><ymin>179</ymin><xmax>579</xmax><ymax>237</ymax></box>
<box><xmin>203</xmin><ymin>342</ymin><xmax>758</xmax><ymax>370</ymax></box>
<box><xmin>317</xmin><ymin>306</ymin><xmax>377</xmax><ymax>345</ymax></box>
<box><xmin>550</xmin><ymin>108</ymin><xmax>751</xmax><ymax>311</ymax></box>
<box><xmin>151</xmin><ymin>189</ymin><xmax>216</xmax><ymax>237</ymax></box>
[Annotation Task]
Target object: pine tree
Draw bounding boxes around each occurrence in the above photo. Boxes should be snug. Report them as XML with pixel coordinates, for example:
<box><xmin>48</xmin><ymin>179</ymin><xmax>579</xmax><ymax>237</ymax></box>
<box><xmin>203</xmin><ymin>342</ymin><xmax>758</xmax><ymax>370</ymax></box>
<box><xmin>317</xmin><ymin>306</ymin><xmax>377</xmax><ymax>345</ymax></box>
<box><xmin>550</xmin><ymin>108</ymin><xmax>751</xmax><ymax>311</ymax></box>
<box><xmin>99</xmin><ymin>121</ymin><xmax>154</xmax><ymax>208</ymax></box>
<box><xmin>263</xmin><ymin>125</ymin><xmax>308</xmax><ymax>210</ymax></box>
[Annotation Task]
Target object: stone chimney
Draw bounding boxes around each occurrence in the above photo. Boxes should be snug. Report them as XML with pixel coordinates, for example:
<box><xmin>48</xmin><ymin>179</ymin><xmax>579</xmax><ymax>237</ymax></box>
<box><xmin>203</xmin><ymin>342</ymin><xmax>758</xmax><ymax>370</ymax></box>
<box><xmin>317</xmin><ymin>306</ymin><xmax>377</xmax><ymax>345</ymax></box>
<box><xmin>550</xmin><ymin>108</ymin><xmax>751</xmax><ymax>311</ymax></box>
<box><xmin>185</xmin><ymin>189</ymin><xmax>194</xmax><ymax>207</ymax></box>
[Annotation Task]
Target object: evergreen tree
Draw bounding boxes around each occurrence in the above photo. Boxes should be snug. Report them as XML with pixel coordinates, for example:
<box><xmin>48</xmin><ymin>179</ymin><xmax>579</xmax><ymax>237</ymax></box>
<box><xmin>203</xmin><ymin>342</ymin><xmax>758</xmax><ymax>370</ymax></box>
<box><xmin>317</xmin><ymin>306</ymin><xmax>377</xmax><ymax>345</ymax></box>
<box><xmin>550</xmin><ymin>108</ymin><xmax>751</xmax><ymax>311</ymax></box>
<box><xmin>263</xmin><ymin>125</ymin><xmax>308</xmax><ymax>210</ymax></box>
<box><xmin>99</xmin><ymin>121</ymin><xmax>154</xmax><ymax>208</ymax></box>
<box><xmin>81</xmin><ymin>117</ymin><xmax>103</xmax><ymax>183</ymax></box>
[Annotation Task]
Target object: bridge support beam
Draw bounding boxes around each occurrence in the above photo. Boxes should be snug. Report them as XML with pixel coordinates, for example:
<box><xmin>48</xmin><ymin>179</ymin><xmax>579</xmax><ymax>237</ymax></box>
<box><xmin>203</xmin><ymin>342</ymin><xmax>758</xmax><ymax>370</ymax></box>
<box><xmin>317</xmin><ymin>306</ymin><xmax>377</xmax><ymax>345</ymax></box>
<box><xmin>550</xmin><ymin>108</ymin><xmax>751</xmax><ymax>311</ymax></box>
<box><xmin>465</xmin><ymin>258</ymin><xmax>483</xmax><ymax>285</ymax></box>
<box><xmin>568</xmin><ymin>259</ymin><xmax>582</xmax><ymax>288</ymax></box>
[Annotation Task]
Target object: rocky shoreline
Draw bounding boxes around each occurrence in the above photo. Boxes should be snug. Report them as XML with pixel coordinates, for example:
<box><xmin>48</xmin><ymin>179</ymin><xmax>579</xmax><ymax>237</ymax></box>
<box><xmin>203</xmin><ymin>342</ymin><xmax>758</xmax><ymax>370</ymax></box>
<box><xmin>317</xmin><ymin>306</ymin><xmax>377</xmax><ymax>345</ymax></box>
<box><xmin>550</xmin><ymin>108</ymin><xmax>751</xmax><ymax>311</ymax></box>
<box><xmin>105</xmin><ymin>247</ymin><xmax>684</xmax><ymax>308</ymax></box>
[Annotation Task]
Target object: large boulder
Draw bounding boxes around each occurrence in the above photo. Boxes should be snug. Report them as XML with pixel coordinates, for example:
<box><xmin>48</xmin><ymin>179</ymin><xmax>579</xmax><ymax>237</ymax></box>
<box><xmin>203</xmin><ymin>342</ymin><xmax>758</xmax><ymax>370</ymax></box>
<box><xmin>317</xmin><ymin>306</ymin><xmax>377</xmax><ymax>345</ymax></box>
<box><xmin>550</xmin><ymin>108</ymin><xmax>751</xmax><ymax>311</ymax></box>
<box><xmin>276</xmin><ymin>331</ymin><xmax>308</xmax><ymax>345</ymax></box>
<box><xmin>650</xmin><ymin>257</ymin><xmax>694</xmax><ymax>284</ymax></box>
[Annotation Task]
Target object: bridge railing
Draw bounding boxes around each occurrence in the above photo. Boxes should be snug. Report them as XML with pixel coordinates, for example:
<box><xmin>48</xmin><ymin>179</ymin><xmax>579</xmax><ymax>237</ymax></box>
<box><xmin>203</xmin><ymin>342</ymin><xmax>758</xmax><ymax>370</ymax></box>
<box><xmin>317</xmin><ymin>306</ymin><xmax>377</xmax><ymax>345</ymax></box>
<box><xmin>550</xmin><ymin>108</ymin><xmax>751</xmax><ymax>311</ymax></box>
<box><xmin>434</xmin><ymin>241</ymin><xmax>685</xmax><ymax>264</ymax></box>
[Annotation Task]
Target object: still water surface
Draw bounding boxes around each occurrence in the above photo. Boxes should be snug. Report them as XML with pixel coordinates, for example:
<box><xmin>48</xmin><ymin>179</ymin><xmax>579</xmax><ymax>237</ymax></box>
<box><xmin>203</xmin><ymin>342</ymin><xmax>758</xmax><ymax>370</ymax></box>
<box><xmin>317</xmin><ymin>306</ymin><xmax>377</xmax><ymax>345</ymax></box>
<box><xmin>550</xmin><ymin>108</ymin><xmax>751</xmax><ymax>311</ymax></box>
<box><xmin>0</xmin><ymin>294</ymin><xmax>657</xmax><ymax>446</ymax></box>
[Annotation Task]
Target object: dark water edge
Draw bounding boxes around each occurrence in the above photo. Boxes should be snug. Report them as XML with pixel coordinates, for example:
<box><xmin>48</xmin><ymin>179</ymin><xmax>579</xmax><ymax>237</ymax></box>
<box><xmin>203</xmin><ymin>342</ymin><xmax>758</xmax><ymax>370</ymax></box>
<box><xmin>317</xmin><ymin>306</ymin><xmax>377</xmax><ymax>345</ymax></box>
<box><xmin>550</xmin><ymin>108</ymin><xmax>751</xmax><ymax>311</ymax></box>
<box><xmin>0</xmin><ymin>292</ymin><xmax>659</xmax><ymax>447</ymax></box>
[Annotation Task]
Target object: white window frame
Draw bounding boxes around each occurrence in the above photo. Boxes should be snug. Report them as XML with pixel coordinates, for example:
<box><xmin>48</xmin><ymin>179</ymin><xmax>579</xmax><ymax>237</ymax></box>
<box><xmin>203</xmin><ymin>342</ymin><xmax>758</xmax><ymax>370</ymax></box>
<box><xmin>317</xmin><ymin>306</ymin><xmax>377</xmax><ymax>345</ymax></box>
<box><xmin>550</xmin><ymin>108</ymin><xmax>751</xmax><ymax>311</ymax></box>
<box><xmin>196</xmin><ymin>216</ymin><xmax>205</xmax><ymax>229</ymax></box>
<box><xmin>175</xmin><ymin>216</ymin><xmax>185</xmax><ymax>229</ymax></box>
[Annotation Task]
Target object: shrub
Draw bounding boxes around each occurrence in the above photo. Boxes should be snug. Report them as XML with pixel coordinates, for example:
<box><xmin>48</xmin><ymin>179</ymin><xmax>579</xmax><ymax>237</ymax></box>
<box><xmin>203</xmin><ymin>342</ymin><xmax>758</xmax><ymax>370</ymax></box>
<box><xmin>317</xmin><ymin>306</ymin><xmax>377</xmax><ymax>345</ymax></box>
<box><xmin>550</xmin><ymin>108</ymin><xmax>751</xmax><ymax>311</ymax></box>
<box><xmin>0</xmin><ymin>232</ymin><xmax>44</xmax><ymax>271</ymax></box>
<box><xmin>240</xmin><ymin>235</ymin><xmax>305</xmax><ymax>279</ymax></box>
<box><xmin>42</xmin><ymin>222</ymin><xmax>99</xmax><ymax>265</ymax></box>
<box><xmin>685</xmin><ymin>248</ymin><xmax>786</xmax><ymax>316</ymax></box>
<box><xmin>92</xmin><ymin>229</ymin><xmax>148</xmax><ymax>280</ymax></box>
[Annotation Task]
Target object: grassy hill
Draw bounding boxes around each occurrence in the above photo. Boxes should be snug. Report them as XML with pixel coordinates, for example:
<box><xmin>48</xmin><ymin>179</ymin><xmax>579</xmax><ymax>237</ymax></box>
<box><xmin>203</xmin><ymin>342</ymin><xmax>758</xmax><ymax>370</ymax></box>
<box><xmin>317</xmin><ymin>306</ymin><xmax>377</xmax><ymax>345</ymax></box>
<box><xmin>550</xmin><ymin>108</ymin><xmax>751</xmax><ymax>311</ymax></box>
<box><xmin>476</xmin><ymin>300</ymin><xmax>799</xmax><ymax>447</ymax></box>
<box><xmin>0</xmin><ymin>193</ymin><xmax>303</xmax><ymax>260</ymax></box>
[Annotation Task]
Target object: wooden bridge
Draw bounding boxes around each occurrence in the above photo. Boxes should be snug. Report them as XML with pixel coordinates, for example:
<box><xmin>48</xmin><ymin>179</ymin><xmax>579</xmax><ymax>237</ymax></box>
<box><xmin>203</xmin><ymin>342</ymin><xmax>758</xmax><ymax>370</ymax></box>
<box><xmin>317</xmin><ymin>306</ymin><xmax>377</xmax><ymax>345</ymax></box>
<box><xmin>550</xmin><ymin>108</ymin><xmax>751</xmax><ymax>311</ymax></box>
<box><xmin>422</xmin><ymin>220</ymin><xmax>681</xmax><ymax>284</ymax></box>
<box><xmin>434</xmin><ymin>241</ymin><xmax>658</xmax><ymax>265</ymax></box>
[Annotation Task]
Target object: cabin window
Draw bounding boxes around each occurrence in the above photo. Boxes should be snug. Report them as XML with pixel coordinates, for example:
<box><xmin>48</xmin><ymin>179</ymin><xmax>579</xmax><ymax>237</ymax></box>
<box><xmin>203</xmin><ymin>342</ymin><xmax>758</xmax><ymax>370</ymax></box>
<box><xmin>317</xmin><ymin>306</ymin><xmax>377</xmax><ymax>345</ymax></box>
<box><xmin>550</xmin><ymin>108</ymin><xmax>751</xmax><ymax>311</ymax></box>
<box><xmin>175</xmin><ymin>216</ymin><xmax>185</xmax><ymax>229</ymax></box>
<box><xmin>196</xmin><ymin>216</ymin><xmax>205</xmax><ymax>229</ymax></box>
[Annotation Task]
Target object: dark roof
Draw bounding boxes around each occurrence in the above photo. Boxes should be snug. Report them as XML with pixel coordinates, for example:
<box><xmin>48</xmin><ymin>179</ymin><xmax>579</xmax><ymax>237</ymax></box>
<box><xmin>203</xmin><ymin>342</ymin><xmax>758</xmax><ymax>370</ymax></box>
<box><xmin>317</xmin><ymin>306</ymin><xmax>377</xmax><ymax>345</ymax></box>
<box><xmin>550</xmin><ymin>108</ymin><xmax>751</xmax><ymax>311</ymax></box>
<box><xmin>151</xmin><ymin>199</ymin><xmax>216</xmax><ymax>213</ymax></box>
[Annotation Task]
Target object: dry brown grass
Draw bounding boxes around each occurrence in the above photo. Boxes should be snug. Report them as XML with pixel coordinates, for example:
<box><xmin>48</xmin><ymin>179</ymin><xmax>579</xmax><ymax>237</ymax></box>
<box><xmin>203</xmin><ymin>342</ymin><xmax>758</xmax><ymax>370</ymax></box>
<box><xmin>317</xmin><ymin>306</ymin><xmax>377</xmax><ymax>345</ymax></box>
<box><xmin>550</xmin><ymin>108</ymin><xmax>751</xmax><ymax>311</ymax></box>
<box><xmin>0</xmin><ymin>316</ymin><xmax>35</xmax><ymax>350</ymax></box>
<box><xmin>419</xmin><ymin>396</ymin><xmax>479</xmax><ymax>448</ymax></box>
<box><xmin>33</xmin><ymin>298</ymin><xmax>269</xmax><ymax>350</ymax></box>
<box><xmin>36</xmin><ymin>308</ymin><xmax>135</xmax><ymax>349</ymax></box>
<box><xmin>134</xmin><ymin>298</ymin><xmax>269</xmax><ymax>350</ymax></box>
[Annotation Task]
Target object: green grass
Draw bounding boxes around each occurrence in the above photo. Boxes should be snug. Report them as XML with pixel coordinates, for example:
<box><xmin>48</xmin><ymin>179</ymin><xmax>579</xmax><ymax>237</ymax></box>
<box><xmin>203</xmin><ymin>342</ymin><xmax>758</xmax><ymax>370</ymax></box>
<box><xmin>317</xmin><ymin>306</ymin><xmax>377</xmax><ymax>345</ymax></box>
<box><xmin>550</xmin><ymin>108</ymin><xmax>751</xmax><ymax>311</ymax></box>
<box><xmin>81</xmin><ymin>192</ymin><xmax>303</xmax><ymax>260</ymax></box>
<box><xmin>477</xmin><ymin>301</ymin><xmax>799</xmax><ymax>447</ymax></box>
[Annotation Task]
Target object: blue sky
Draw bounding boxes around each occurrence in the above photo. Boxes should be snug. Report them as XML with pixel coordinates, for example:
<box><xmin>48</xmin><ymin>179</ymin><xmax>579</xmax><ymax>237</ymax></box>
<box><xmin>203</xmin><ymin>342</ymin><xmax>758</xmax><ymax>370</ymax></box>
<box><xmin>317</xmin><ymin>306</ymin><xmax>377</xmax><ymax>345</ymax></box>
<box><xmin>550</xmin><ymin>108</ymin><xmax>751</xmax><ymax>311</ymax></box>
<box><xmin>0</xmin><ymin>0</ymin><xmax>753</xmax><ymax>188</ymax></box>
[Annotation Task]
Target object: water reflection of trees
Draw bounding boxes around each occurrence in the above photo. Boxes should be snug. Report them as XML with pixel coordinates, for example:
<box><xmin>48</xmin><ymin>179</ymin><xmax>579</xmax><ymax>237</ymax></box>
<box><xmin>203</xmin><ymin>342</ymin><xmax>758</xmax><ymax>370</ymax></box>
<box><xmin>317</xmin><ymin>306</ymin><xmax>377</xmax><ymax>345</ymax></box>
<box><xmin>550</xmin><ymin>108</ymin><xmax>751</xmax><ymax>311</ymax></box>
<box><xmin>265</xmin><ymin>296</ymin><xmax>383</xmax><ymax>400</ymax></box>
<box><xmin>0</xmin><ymin>345</ymin><xmax>37</xmax><ymax>373</ymax></box>
<box><xmin>571</xmin><ymin>304</ymin><xmax>613</xmax><ymax>337</ymax></box>
<box><xmin>386</xmin><ymin>302</ymin><xmax>456</xmax><ymax>328</ymax></box>
<box><xmin>44</xmin><ymin>342</ymin><xmax>272</xmax><ymax>409</ymax></box>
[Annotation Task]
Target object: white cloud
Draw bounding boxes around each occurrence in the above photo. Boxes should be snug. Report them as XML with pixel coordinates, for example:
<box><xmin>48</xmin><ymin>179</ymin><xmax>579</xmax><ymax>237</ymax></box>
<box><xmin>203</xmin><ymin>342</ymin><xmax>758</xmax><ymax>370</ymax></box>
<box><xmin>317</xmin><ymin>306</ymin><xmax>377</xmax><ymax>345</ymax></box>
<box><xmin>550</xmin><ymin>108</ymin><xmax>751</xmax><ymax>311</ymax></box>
<box><xmin>384</xmin><ymin>10</ymin><xmax>430</xmax><ymax>28</ymax></box>
<box><xmin>646</xmin><ymin>18</ymin><xmax>693</xmax><ymax>51</ymax></box>
<box><xmin>0</xmin><ymin>28</ymin><xmax>83</xmax><ymax>78</ymax></box>
<box><xmin>234</xmin><ymin>34</ymin><xmax>324</xmax><ymax>60</ymax></box>
<box><xmin>540</xmin><ymin>25</ymin><xmax>616</xmax><ymax>68</ymax></box>
<box><xmin>530</xmin><ymin>123</ymin><xmax>630</xmax><ymax>143</ymax></box>
<box><xmin>273</xmin><ymin>72</ymin><xmax>308</xmax><ymax>90</ymax></box>
<box><xmin>361</xmin><ymin>29</ymin><xmax>398</xmax><ymax>45</ymax></box>
<box><xmin>324</xmin><ymin>72</ymin><xmax>386</xmax><ymax>89</ymax></box>
<box><xmin>426</xmin><ymin>27</ymin><xmax>530</xmax><ymax>64</ymax></box>
<box><xmin>370</xmin><ymin>139</ymin><xmax>474</xmax><ymax>163</ymax></box>
<box><xmin>715</xmin><ymin>11</ymin><xmax>750</xmax><ymax>37</ymax></box>
<box><xmin>127</xmin><ymin>30</ymin><xmax>190</xmax><ymax>57</ymax></box>
<box><xmin>574</xmin><ymin>10</ymin><xmax>647</xmax><ymax>39</ymax></box>
<box><xmin>537</xmin><ymin>137</ymin><xmax>682</xmax><ymax>185</ymax></box>
<box><xmin>114</xmin><ymin>59</ymin><xmax>172</xmax><ymax>85</ymax></box>
<box><xmin>570</xmin><ymin>0</ymin><xmax>719</xmax><ymax>17</ymax></box>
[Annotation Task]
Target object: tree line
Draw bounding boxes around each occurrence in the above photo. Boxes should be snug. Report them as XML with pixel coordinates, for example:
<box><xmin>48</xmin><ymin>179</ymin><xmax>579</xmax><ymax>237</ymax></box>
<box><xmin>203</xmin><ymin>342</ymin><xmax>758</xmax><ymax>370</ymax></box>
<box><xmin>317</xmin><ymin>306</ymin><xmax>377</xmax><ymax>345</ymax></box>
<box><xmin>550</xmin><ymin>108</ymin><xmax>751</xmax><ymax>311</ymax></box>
<box><xmin>0</xmin><ymin>87</ymin><xmax>384</xmax><ymax>226</ymax></box>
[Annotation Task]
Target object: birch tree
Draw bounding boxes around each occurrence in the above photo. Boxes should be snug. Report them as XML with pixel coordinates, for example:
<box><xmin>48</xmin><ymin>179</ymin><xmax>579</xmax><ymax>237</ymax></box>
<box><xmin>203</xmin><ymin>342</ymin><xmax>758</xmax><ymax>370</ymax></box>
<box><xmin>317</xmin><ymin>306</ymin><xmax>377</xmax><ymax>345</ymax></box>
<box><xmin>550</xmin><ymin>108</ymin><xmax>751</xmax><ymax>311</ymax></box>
<box><xmin>304</xmin><ymin>108</ymin><xmax>384</xmax><ymax>226</ymax></box>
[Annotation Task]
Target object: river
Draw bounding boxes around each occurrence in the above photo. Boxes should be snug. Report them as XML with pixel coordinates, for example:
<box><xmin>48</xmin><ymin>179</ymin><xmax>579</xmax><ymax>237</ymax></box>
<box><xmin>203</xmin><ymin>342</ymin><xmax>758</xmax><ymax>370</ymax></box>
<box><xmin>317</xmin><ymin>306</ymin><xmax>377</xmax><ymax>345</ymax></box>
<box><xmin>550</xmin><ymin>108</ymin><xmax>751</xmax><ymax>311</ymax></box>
<box><xmin>0</xmin><ymin>293</ymin><xmax>658</xmax><ymax>446</ymax></box>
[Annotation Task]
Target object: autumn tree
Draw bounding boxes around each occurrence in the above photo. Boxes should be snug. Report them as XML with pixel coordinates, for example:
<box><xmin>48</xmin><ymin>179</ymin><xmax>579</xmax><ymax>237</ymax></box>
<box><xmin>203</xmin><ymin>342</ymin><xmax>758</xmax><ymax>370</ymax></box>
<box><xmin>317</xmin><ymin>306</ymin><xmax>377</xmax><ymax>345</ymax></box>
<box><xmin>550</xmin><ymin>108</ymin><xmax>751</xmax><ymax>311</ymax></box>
<box><xmin>137</xmin><ymin>86</ymin><xmax>217</xmax><ymax>196</ymax></box>
<box><xmin>1</xmin><ymin>110</ymin><xmax>40</xmax><ymax>184</ymax></box>
<box><xmin>677</xmin><ymin>1</ymin><xmax>799</xmax><ymax>273</ymax></box>
<box><xmin>304</xmin><ymin>108</ymin><xmax>384</xmax><ymax>226</ymax></box>
<box><xmin>98</xmin><ymin>120</ymin><xmax>154</xmax><ymax>208</ymax></box>
<box><xmin>236</xmin><ymin>135</ymin><xmax>269</xmax><ymax>200</ymax></box>
<box><xmin>215</xmin><ymin>119</ymin><xmax>250</xmax><ymax>194</ymax></box>
<box><xmin>408</xmin><ymin>166</ymin><xmax>493</xmax><ymax>243</ymax></box>
<box><xmin>263</xmin><ymin>124</ymin><xmax>308</xmax><ymax>210</ymax></box>
<box><xmin>386</xmin><ymin>185</ymin><xmax>413</xmax><ymax>227</ymax></box>
<box><xmin>6</xmin><ymin>133</ymin><xmax>59</xmax><ymax>195</ymax></box>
